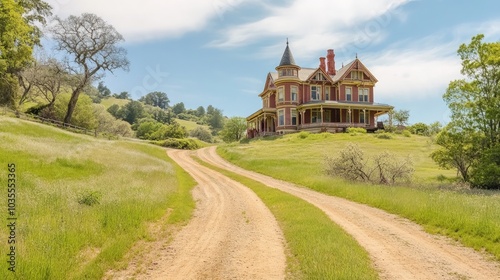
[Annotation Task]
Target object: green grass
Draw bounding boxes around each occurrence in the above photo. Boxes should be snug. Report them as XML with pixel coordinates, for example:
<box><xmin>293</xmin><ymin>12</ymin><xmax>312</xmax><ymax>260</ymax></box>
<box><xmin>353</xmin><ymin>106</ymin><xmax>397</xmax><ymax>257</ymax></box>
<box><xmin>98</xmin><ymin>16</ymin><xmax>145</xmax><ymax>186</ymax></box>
<box><xmin>100</xmin><ymin>97</ymin><xmax>131</xmax><ymax>109</ymax></box>
<box><xmin>219</xmin><ymin>132</ymin><xmax>500</xmax><ymax>261</ymax></box>
<box><xmin>194</xmin><ymin>157</ymin><xmax>377</xmax><ymax>279</ymax></box>
<box><xmin>174</xmin><ymin>118</ymin><xmax>210</xmax><ymax>132</ymax></box>
<box><xmin>0</xmin><ymin>116</ymin><xmax>196</xmax><ymax>279</ymax></box>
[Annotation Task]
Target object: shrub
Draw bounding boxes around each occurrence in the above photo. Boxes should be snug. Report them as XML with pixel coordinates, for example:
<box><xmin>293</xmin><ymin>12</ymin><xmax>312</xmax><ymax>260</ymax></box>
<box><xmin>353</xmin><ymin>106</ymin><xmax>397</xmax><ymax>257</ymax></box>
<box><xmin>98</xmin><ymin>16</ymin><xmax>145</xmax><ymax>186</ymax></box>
<box><xmin>77</xmin><ymin>190</ymin><xmax>102</xmax><ymax>206</ymax></box>
<box><xmin>190</xmin><ymin>126</ymin><xmax>213</xmax><ymax>143</ymax></box>
<box><xmin>470</xmin><ymin>145</ymin><xmax>500</xmax><ymax>189</ymax></box>
<box><xmin>157</xmin><ymin>138</ymin><xmax>202</xmax><ymax>150</ymax></box>
<box><xmin>297</xmin><ymin>131</ymin><xmax>310</xmax><ymax>139</ymax></box>
<box><xmin>375</xmin><ymin>133</ymin><xmax>393</xmax><ymax>139</ymax></box>
<box><xmin>324</xmin><ymin>144</ymin><xmax>414</xmax><ymax>185</ymax></box>
<box><xmin>402</xmin><ymin>130</ymin><xmax>412</xmax><ymax>137</ymax></box>
<box><xmin>346</xmin><ymin>127</ymin><xmax>367</xmax><ymax>134</ymax></box>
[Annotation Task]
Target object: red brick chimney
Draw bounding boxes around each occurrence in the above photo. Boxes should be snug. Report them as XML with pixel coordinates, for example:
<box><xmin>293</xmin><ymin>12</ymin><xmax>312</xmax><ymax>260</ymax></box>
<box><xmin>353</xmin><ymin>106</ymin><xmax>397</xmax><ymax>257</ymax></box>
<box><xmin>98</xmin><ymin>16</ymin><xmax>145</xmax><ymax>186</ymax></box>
<box><xmin>319</xmin><ymin>57</ymin><xmax>326</xmax><ymax>72</ymax></box>
<box><xmin>327</xmin><ymin>49</ymin><xmax>336</xmax><ymax>75</ymax></box>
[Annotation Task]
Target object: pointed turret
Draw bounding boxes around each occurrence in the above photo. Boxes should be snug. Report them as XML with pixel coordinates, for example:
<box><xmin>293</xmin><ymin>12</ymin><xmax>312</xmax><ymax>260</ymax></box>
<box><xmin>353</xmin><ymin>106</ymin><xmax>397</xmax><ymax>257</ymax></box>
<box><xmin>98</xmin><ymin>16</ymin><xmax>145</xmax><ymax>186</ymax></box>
<box><xmin>278</xmin><ymin>40</ymin><xmax>296</xmax><ymax>66</ymax></box>
<box><xmin>276</xmin><ymin>40</ymin><xmax>300</xmax><ymax>78</ymax></box>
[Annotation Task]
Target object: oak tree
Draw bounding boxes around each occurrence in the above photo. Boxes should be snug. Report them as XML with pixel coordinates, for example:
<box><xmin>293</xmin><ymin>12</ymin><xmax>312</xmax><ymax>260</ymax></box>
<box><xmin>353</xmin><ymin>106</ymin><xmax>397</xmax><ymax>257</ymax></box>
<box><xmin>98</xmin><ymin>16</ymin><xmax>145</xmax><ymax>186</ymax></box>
<box><xmin>50</xmin><ymin>13</ymin><xmax>129</xmax><ymax>124</ymax></box>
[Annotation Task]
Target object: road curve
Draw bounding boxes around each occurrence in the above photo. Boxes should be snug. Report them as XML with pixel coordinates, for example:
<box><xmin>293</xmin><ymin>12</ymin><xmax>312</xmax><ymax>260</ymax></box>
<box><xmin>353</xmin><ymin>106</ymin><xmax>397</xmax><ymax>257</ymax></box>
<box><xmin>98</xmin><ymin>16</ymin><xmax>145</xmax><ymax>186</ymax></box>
<box><xmin>197</xmin><ymin>146</ymin><xmax>500</xmax><ymax>280</ymax></box>
<box><xmin>134</xmin><ymin>149</ymin><xmax>286</xmax><ymax>279</ymax></box>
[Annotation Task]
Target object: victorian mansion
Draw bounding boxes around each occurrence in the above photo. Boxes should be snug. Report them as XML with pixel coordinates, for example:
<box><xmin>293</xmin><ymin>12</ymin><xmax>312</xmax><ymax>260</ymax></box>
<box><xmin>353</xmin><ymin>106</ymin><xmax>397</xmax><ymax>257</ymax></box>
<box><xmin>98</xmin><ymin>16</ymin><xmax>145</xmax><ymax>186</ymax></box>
<box><xmin>246</xmin><ymin>42</ymin><xmax>393</xmax><ymax>138</ymax></box>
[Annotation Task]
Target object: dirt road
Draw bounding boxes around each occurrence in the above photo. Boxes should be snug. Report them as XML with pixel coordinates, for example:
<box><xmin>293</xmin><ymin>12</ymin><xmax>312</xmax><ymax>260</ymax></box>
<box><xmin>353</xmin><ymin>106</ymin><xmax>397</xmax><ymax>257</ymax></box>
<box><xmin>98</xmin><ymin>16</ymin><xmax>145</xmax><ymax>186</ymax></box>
<box><xmin>115</xmin><ymin>149</ymin><xmax>286</xmax><ymax>279</ymax></box>
<box><xmin>196</xmin><ymin>146</ymin><xmax>500</xmax><ymax>280</ymax></box>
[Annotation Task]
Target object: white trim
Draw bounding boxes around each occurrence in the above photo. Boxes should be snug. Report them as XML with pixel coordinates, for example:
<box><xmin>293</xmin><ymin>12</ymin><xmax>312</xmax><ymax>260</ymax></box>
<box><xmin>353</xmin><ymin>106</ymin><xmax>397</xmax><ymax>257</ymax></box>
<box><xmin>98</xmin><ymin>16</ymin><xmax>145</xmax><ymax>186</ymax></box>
<box><xmin>311</xmin><ymin>85</ymin><xmax>322</xmax><ymax>101</ymax></box>
<box><xmin>278</xmin><ymin>109</ymin><xmax>285</xmax><ymax>126</ymax></box>
<box><xmin>346</xmin><ymin>86</ymin><xmax>352</xmax><ymax>101</ymax></box>
<box><xmin>291</xmin><ymin>85</ymin><xmax>298</xmax><ymax>101</ymax></box>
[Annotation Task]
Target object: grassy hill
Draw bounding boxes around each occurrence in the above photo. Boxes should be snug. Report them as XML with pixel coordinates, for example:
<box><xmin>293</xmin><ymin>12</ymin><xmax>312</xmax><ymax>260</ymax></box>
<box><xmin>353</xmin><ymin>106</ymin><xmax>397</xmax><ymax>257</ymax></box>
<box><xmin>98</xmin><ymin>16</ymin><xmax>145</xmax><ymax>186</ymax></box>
<box><xmin>219</xmin><ymin>132</ymin><xmax>500</xmax><ymax>260</ymax></box>
<box><xmin>0</xmin><ymin>116</ymin><xmax>195</xmax><ymax>279</ymax></box>
<box><xmin>175</xmin><ymin>118</ymin><xmax>210</xmax><ymax>132</ymax></box>
<box><xmin>100</xmin><ymin>97</ymin><xmax>131</xmax><ymax>109</ymax></box>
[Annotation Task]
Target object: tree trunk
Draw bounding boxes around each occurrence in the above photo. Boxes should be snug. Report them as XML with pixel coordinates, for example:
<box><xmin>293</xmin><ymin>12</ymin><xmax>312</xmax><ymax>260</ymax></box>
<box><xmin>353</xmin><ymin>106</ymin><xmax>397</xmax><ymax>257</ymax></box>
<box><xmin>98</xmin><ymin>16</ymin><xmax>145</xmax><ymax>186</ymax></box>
<box><xmin>63</xmin><ymin>89</ymin><xmax>82</xmax><ymax>124</ymax></box>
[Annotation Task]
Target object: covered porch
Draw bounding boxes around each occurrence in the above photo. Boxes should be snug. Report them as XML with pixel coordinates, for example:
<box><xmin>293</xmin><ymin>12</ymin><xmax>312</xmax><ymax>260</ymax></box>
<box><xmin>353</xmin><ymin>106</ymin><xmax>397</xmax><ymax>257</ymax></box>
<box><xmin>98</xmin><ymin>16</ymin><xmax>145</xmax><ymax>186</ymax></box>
<box><xmin>246</xmin><ymin>109</ymin><xmax>277</xmax><ymax>138</ymax></box>
<box><xmin>295</xmin><ymin>102</ymin><xmax>392</xmax><ymax>133</ymax></box>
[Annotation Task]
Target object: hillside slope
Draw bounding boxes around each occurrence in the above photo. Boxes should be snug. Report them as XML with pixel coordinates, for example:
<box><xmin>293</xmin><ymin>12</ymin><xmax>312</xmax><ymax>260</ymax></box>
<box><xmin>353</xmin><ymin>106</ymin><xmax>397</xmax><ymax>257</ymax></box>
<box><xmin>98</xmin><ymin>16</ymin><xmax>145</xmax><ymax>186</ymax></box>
<box><xmin>0</xmin><ymin>116</ymin><xmax>195</xmax><ymax>279</ymax></box>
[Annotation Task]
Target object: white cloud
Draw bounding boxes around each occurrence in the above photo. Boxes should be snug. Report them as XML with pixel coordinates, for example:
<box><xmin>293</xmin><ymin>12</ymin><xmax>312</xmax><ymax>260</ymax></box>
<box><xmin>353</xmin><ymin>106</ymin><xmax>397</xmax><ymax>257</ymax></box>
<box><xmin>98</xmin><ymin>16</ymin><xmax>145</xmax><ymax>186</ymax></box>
<box><xmin>208</xmin><ymin>0</ymin><xmax>411</xmax><ymax>57</ymax></box>
<box><xmin>45</xmin><ymin>0</ymin><xmax>248</xmax><ymax>42</ymax></box>
<box><xmin>365</xmin><ymin>40</ymin><xmax>461</xmax><ymax>102</ymax></box>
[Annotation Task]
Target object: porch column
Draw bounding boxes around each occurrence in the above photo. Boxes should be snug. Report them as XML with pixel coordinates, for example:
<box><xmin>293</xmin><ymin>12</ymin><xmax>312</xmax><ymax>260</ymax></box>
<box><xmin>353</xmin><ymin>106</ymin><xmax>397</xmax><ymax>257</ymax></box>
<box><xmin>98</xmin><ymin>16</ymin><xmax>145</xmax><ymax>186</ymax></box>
<box><xmin>264</xmin><ymin>113</ymin><xmax>267</xmax><ymax>133</ymax></box>
<box><xmin>320</xmin><ymin>105</ymin><xmax>324</xmax><ymax>124</ymax></box>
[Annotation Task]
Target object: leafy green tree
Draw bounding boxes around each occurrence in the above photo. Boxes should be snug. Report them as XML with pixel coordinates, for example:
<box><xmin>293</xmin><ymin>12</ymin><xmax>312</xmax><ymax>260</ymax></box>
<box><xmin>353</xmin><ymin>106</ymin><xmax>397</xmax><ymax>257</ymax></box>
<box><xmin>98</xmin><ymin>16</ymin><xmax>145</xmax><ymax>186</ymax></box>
<box><xmin>0</xmin><ymin>0</ymin><xmax>45</xmax><ymax>106</ymax></box>
<box><xmin>172</xmin><ymin>102</ymin><xmax>186</xmax><ymax>115</ymax></box>
<box><xmin>410</xmin><ymin>122</ymin><xmax>429</xmax><ymax>136</ymax></box>
<box><xmin>141</xmin><ymin>91</ymin><xmax>169</xmax><ymax>109</ymax></box>
<box><xmin>135</xmin><ymin>119</ymin><xmax>162</xmax><ymax>139</ymax></box>
<box><xmin>219</xmin><ymin>117</ymin><xmax>247</xmax><ymax>143</ymax></box>
<box><xmin>196</xmin><ymin>106</ymin><xmax>206</xmax><ymax>117</ymax></box>
<box><xmin>393</xmin><ymin>110</ymin><xmax>410</xmax><ymax>127</ymax></box>
<box><xmin>431</xmin><ymin>126</ymin><xmax>481</xmax><ymax>182</ymax></box>
<box><xmin>97</xmin><ymin>81</ymin><xmax>111</xmax><ymax>97</ymax></box>
<box><xmin>190</xmin><ymin>126</ymin><xmax>213</xmax><ymax>143</ymax></box>
<box><xmin>145</xmin><ymin>105</ymin><xmax>171</xmax><ymax>124</ymax></box>
<box><xmin>470</xmin><ymin>146</ymin><xmax>500</xmax><ymax>189</ymax></box>
<box><xmin>93</xmin><ymin>104</ymin><xmax>133</xmax><ymax>137</ymax></box>
<box><xmin>428</xmin><ymin>121</ymin><xmax>442</xmax><ymax>136</ymax></box>
<box><xmin>50</xmin><ymin>13</ymin><xmax>129</xmax><ymax>124</ymax></box>
<box><xmin>208</xmin><ymin>108</ymin><xmax>225</xmax><ymax>134</ymax></box>
<box><xmin>115</xmin><ymin>91</ymin><xmax>130</xmax><ymax>99</ymax></box>
<box><xmin>107</xmin><ymin>104</ymin><xmax>120</xmax><ymax>118</ymax></box>
<box><xmin>206</xmin><ymin>105</ymin><xmax>215</xmax><ymax>115</ymax></box>
<box><xmin>118</xmin><ymin>100</ymin><xmax>145</xmax><ymax>124</ymax></box>
<box><xmin>150</xmin><ymin>122</ymin><xmax>188</xmax><ymax>140</ymax></box>
<box><xmin>444</xmin><ymin>34</ymin><xmax>500</xmax><ymax>148</ymax></box>
<box><xmin>435</xmin><ymin>34</ymin><xmax>500</xmax><ymax>188</ymax></box>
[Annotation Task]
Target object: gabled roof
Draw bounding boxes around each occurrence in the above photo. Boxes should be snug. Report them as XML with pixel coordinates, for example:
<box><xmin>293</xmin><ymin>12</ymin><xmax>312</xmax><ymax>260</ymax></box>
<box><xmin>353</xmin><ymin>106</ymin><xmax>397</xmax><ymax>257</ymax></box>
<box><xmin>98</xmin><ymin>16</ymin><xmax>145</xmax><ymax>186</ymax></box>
<box><xmin>332</xmin><ymin>59</ymin><xmax>378</xmax><ymax>83</ymax></box>
<box><xmin>259</xmin><ymin>73</ymin><xmax>277</xmax><ymax>97</ymax></box>
<box><xmin>278</xmin><ymin>42</ymin><xmax>297</xmax><ymax>66</ymax></box>
<box><xmin>305</xmin><ymin>67</ymin><xmax>334</xmax><ymax>83</ymax></box>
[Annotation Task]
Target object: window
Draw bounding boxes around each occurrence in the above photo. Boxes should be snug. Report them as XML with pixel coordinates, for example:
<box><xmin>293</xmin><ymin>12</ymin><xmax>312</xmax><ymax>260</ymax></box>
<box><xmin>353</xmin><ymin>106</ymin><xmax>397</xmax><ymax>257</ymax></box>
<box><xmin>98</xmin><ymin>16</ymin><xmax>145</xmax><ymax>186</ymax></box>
<box><xmin>359</xmin><ymin>88</ymin><xmax>369</xmax><ymax>102</ymax></box>
<box><xmin>291</xmin><ymin>86</ymin><xmax>298</xmax><ymax>102</ymax></box>
<box><xmin>291</xmin><ymin>109</ymin><xmax>297</xmax><ymax>125</ymax></box>
<box><xmin>346</xmin><ymin>87</ymin><xmax>352</xmax><ymax>101</ymax></box>
<box><xmin>278</xmin><ymin>87</ymin><xmax>284</xmax><ymax>102</ymax></box>
<box><xmin>325</xmin><ymin>86</ymin><xmax>330</xmax><ymax>100</ymax></box>
<box><xmin>278</xmin><ymin>110</ymin><xmax>285</xmax><ymax>126</ymax></box>
<box><xmin>312</xmin><ymin>109</ymin><xmax>321</xmax><ymax>123</ymax></box>
<box><xmin>311</xmin><ymin>86</ymin><xmax>322</xmax><ymax>101</ymax></box>
<box><xmin>360</xmin><ymin>110</ymin><xmax>366</xmax><ymax>124</ymax></box>
<box><xmin>351</xmin><ymin>71</ymin><xmax>363</xmax><ymax>80</ymax></box>
<box><xmin>280</xmin><ymin>69</ymin><xmax>296</xmax><ymax>77</ymax></box>
<box><xmin>314</xmin><ymin>73</ymin><xmax>324</xmax><ymax>81</ymax></box>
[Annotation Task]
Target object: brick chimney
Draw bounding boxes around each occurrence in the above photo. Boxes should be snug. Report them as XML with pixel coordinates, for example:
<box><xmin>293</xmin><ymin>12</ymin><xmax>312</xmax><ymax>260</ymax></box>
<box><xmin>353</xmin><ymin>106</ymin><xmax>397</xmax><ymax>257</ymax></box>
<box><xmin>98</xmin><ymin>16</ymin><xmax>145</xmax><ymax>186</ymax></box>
<box><xmin>327</xmin><ymin>49</ymin><xmax>336</xmax><ymax>75</ymax></box>
<box><xmin>319</xmin><ymin>57</ymin><xmax>326</xmax><ymax>72</ymax></box>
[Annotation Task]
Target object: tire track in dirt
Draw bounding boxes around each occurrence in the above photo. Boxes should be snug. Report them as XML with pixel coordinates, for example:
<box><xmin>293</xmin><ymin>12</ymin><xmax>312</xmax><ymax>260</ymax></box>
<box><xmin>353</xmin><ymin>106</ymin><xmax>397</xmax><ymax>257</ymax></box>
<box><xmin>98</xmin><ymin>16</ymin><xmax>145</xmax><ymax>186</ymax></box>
<box><xmin>197</xmin><ymin>146</ymin><xmax>500</xmax><ymax>280</ymax></box>
<box><xmin>113</xmin><ymin>149</ymin><xmax>286</xmax><ymax>279</ymax></box>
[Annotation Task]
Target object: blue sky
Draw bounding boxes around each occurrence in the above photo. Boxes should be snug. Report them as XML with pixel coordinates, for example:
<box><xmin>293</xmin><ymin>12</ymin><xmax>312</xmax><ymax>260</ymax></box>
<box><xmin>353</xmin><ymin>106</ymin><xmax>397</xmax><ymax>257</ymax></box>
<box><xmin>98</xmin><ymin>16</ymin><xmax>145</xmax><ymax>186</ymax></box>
<box><xmin>44</xmin><ymin>0</ymin><xmax>500</xmax><ymax>124</ymax></box>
